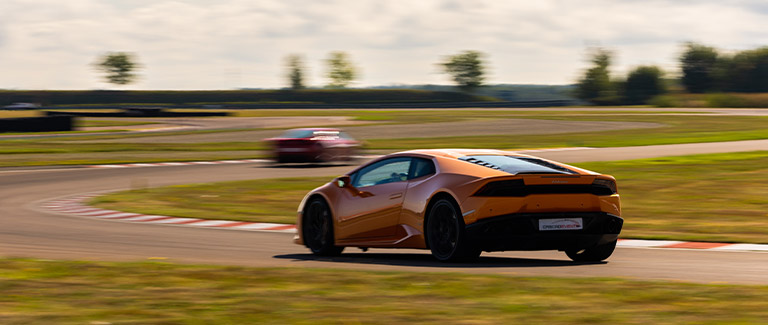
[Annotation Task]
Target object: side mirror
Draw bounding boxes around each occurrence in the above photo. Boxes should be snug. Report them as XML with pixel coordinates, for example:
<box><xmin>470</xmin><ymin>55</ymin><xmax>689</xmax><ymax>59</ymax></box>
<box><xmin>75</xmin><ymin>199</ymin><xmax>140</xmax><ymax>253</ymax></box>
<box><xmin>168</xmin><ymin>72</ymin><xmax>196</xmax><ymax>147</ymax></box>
<box><xmin>336</xmin><ymin>175</ymin><xmax>351</xmax><ymax>188</ymax></box>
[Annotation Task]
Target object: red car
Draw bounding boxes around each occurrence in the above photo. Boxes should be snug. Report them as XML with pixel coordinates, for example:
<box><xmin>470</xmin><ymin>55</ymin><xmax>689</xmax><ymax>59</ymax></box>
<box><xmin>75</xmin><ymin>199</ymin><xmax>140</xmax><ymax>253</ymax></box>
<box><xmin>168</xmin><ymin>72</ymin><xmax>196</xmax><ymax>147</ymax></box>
<box><xmin>265</xmin><ymin>128</ymin><xmax>361</xmax><ymax>163</ymax></box>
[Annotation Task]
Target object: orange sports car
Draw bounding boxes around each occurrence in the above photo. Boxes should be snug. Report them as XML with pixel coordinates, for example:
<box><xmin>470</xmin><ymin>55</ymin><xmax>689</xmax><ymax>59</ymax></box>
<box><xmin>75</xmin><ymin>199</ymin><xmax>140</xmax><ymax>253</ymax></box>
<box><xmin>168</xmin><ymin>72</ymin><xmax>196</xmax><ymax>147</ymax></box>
<box><xmin>294</xmin><ymin>149</ymin><xmax>622</xmax><ymax>262</ymax></box>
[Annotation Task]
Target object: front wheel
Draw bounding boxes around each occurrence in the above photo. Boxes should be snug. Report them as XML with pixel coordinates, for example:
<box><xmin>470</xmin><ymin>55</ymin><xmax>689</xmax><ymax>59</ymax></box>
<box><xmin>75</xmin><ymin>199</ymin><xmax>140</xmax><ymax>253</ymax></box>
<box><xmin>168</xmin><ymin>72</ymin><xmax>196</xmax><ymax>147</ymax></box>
<box><xmin>303</xmin><ymin>198</ymin><xmax>343</xmax><ymax>256</ymax></box>
<box><xmin>565</xmin><ymin>239</ymin><xmax>617</xmax><ymax>262</ymax></box>
<box><xmin>426</xmin><ymin>198</ymin><xmax>480</xmax><ymax>262</ymax></box>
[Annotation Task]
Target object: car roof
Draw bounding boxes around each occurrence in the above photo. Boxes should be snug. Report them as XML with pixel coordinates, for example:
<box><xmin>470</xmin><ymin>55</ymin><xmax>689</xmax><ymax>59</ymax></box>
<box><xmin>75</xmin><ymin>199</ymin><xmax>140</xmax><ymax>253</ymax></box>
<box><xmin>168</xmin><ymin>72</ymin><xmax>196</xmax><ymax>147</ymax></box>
<box><xmin>395</xmin><ymin>148</ymin><xmax>537</xmax><ymax>159</ymax></box>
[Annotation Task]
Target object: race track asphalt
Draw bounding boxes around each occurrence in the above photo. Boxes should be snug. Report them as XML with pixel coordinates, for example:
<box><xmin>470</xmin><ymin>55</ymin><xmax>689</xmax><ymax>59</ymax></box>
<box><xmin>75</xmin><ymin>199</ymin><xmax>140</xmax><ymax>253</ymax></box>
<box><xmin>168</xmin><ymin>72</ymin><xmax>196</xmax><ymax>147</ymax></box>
<box><xmin>2</xmin><ymin>142</ymin><xmax>768</xmax><ymax>284</ymax></box>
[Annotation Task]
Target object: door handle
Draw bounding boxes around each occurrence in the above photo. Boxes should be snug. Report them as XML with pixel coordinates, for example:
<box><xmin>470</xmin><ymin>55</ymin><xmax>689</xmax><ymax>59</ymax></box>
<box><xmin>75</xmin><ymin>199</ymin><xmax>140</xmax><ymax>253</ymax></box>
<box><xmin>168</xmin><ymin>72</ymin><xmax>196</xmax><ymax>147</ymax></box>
<box><xmin>389</xmin><ymin>193</ymin><xmax>403</xmax><ymax>200</ymax></box>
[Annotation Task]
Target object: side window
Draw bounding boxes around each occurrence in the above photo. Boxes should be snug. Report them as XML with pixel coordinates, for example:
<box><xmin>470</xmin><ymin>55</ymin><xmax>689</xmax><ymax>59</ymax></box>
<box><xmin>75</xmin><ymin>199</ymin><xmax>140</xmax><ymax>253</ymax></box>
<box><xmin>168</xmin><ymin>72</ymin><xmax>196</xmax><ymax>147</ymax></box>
<box><xmin>409</xmin><ymin>157</ymin><xmax>436</xmax><ymax>179</ymax></box>
<box><xmin>353</xmin><ymin>158</ymin><xmax>412</xmax><ymax>187</ymax></box>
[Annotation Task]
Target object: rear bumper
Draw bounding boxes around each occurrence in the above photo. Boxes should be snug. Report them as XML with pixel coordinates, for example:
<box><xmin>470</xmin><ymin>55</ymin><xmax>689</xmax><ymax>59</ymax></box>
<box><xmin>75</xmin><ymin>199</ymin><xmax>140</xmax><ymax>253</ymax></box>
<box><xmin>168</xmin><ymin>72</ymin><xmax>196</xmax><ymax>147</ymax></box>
<box><xmin>465</xmin><ymin>212</ymin><xmax>622</xmax><ymax>252</ymax></box>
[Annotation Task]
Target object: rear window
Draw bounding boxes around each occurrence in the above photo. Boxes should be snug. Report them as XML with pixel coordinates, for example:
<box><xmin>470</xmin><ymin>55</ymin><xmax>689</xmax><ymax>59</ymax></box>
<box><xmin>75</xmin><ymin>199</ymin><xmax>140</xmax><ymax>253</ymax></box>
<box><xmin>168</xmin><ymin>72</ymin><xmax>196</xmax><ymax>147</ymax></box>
<box><xmin>459</xmin><ymin>155</ymin><xmax>577</xmax><ymax>175</ymax></box>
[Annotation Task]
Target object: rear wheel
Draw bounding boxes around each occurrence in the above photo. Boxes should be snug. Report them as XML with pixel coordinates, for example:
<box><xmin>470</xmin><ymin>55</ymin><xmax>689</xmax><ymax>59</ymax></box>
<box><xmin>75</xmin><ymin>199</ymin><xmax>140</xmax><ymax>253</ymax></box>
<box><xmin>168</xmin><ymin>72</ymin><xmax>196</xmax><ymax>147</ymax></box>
<box><xmin>426</xmin><ymin>198</ymin><xmax>480</xmax><ymax>262</ymax></box>
<box><xmin>565</xmin><ymin>239</ymin><xmax>617</xmax><ymax>262</ymax></box>
<box><xmin>303</xmin><ymin>198</ymin><xmax>343</xmax><ymax>256</ymax></box>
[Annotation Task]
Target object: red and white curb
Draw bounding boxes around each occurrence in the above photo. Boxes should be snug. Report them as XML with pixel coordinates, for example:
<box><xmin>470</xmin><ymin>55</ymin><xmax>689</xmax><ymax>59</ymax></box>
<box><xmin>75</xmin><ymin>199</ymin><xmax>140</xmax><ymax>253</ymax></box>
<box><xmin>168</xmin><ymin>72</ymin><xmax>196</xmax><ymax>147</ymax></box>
<box><xmin>88</xmin><ymin>159</ymin><xmax>269</xmax><ymax>169</ymax></box>
<box><xmin>617</xmin><ymin>239</ymin><xmax>768</xmax><ymax>252</ymax></box>
<box><xmin>38</xmin><ymin>194</ymin><xmax>768</xmax><ymax>252</ymax></box>
<box><xmin>40</xmin><ymin>193</ymin><xmax>296</xmax><ymax>233</ymax></box>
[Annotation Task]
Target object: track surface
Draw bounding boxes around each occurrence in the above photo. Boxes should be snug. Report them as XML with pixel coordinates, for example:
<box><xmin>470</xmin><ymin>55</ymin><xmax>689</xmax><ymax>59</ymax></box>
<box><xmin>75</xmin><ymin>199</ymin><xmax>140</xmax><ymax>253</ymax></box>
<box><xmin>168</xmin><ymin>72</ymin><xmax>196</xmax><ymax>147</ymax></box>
<box><xmin>2</xmin><ymin>142</ymin><xmax>768</xmax><ymax>284</ymax></box>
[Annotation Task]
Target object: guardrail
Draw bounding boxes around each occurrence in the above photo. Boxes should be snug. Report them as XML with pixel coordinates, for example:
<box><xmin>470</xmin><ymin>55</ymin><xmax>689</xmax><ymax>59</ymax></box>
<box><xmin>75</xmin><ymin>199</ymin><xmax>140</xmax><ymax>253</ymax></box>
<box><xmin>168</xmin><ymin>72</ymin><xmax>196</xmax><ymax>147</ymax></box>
<box><xmin>37</xmin><ymin>100</ymin><xmax>576</xmax><ymax>110</ymax></box>
<box><xmin>0</xmin><ymin>116</ymin><xmax>74</xmax><ymax>133</ymax></box>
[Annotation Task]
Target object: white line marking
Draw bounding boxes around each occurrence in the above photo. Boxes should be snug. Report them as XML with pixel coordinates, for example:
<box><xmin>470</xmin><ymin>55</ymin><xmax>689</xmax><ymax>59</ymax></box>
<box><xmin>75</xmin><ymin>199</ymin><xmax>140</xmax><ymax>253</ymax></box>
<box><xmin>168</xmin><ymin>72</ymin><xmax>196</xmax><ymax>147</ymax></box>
<box><xmin>187</xmin><ymin>220</ymin><xmax>240</xmax><ymax>227</ymax></box>
<box><xmin>96</xmin><ymin>212</ymin><xmax>140</xmax><ymax>219</ymax></box>
<box><xmin>617</xmin><ymin>239</ymin><xmax>683</xmax><ymax>248</ymax></box>
<box><xmin>234</xmin><ymin>223</ymin><xmax>293</xmax><ymax>230</ymax></box>
<box><xmin>120</xmin><ymin>215</ymin><xmax>167</xmax><ymax>221</ymax></box>
<box><xmin>145</xmin><ymin>217</ymin><xmax>201</xmax><ymax>224</ymax></box>
<box><xmin>77</xmin><ymin>210</ymin><xmax>120</xmax><ymax>216</ymax></box>
<box><xmin>711</xmin><ymin>244</ymin><xmax>768</xmax><ymax>251</ymax></box>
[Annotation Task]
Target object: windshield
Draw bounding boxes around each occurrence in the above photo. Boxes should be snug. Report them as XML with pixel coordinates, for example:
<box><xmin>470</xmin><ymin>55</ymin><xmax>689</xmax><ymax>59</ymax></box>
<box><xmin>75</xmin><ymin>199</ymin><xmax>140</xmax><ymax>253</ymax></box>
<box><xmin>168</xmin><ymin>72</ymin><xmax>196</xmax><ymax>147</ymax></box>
<box><xmin>278</xmin><ymin>129</ymin><xmax>315</xmax><ymax>139</ymax></box>
<box><xmin>459</xmin><ymin>155</ymin><xmax>577</xmax><ymax>175</ymax></box>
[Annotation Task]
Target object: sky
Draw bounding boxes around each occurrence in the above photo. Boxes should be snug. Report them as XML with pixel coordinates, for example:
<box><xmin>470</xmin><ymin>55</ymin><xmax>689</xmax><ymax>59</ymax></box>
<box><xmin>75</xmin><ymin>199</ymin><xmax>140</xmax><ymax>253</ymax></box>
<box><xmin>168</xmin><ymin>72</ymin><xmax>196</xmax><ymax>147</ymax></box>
<box><xmin>1</xmin><ymin>0</ymin><xmax>768</xmax><ymax>90</ymax></box>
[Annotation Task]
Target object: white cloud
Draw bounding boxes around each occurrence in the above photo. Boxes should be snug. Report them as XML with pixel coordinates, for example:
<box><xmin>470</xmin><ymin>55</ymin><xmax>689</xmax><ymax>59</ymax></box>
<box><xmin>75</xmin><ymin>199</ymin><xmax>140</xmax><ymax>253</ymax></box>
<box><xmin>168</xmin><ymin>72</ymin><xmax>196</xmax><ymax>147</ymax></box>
<box><xmin>0</xmin><ymin>0</ymin><xmax>767</xmax><ymax>89</ymax></box>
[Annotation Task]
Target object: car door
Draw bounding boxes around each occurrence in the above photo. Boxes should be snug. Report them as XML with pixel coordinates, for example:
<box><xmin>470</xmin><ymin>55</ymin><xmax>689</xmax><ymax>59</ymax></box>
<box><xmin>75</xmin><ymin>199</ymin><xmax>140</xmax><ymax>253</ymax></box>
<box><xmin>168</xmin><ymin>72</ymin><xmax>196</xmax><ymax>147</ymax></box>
<box><xmin>334</xmin><ymin>157</ymin><xmax>412</xmax><ymax>240</ymax></box>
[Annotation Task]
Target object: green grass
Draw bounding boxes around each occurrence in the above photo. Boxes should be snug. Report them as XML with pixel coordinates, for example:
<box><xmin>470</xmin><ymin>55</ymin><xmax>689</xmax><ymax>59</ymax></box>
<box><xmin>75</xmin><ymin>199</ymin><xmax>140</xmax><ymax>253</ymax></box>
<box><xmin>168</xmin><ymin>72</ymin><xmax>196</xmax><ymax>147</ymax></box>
<box><xmin>362</xmin><ymin>114</ymin><xmax>768</xmax><ymax>150</ymax></box>
<box><xmin>92</xmin><ymin>151</ymin><xmax>768</xmax><ymax>243</ymax></box>
<box><xmin>3</xmin><ymin>258</ymin><xmax>768</xmax><ymax>324</ymax></box>
<box><xmin>0</xmin><ymin>152</ymin><xmax>267</xmax><ymax>167</ymax></box>
<box><xmin>2</xmin><ymin>109</ymin><xmax>767</xmax><ymax>167</ymax></box>
<box><xmin>652</xmin><ymin>92</ymin><xmax>768</xmax><ymax>108</ymax></box>
<box><xmin>91</xmin><ymin>177</ymin><xmax>328</xmax><ymax>224</ymax></box>
<box><xmin>0</xmin><ymin>111</ymin><xmax>41</xmax><ymax>118</ymax></box>
<box><xmin>577</xmin><ymin>151</ymin><xmax>768</xmax><ymax>243</ymax></box>
<box><xmin>0</xmin><ymin>142</ymin><xmax>264</xmax><ymax>155</ymax></box>
<box><xmin>0</xmin><ymin>141</ymin><xmax>267</xmax><ymax>167</ymax></box>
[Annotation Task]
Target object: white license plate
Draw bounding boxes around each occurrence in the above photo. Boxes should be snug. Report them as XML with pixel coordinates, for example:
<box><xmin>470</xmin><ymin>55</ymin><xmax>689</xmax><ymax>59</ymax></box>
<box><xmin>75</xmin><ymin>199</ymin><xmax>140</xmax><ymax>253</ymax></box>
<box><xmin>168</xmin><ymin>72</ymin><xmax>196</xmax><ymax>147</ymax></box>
<box><xmin>538</xmin><ymin>218</ymin><xmax>583</xmax><ymax>231</ymax></box>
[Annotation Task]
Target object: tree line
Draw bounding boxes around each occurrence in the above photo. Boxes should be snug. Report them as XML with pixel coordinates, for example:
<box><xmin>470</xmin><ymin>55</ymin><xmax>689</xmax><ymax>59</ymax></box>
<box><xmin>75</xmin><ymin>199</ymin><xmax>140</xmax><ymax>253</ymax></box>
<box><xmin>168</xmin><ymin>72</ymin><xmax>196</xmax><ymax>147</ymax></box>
<box><xmin>95</xmin><ymin>42</ymin><xmax>768</xmax><ymax>105</ymax></box>
<box><xmin>576</xmin><ymin>42</ymin><xmax>768</xmax><ymax>105</ymax></box>
<box><xmin>94</xmin><ymin>51</ymin><xmax>485</xmax><ymax>91</ymax></box>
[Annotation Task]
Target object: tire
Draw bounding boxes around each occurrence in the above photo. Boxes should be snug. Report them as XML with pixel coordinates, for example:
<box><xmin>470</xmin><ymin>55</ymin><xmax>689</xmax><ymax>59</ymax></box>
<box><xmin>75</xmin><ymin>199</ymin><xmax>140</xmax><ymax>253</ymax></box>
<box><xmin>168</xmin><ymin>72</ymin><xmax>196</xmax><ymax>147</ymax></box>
<box><xmin>303</xmin><ymin>198</ymin><xmax>344</xmax><ymax>256</ymax></box>
<box><xmin>565</xmin><ymin>239</ymin><xmax>617</xmax><ymax>262</ymax></box>
<box><xmin>426</xmin><ymin>198</ymin><xmax>480</xmax><ymax>262</ymax></box>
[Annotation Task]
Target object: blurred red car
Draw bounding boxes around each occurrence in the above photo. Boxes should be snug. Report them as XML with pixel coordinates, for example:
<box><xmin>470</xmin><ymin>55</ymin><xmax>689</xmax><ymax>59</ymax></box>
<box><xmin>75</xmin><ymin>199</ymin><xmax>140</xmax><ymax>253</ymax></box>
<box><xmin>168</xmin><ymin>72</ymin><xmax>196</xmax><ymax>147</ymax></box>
<box><xmin>265</xmin><ymin>128</ymin><xmax>362</xmax><ymax>163</ymax></box>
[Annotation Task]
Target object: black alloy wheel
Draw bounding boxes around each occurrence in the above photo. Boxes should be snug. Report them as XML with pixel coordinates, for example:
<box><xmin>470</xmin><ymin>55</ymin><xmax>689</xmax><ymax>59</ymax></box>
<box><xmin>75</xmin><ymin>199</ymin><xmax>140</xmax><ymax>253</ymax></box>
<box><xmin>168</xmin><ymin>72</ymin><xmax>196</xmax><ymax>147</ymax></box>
<box><xmin>565</xmin><ymin>239</ymin><xmax>617</xmax><ymax>262</ymax></box>
<box><xmin>303</xmin><ymin>198</ymin><xmax>344</xmax><ymax>256</ymax></box>
<box><xmin>426</xmin><ymin>198</ymin><xmax>480</xmax><ymax>262</ymax></box>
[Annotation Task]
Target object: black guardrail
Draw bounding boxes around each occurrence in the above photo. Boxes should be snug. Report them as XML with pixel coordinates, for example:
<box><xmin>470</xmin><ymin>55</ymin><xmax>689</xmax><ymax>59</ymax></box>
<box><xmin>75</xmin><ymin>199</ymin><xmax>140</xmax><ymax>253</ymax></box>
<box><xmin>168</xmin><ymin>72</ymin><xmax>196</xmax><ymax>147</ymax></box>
<box><xmin>44</xmin><ymin>108</ymin><xmax>230</xmax><ymax>117</ymax></box>
<box><xmin>0</xmin><ymin>116</ymin><xmax>74</xmax><ymax>133</ymax></box>
<box><xmin>39</xmin><ymin>100</ymin><xmax>575</xmax><ymax>110</ymax></box>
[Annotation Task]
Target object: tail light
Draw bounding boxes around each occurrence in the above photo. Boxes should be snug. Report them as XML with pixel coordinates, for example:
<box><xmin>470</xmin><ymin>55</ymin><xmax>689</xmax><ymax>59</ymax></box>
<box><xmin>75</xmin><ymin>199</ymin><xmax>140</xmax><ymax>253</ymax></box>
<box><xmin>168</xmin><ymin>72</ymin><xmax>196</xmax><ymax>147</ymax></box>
<box><xmin>592</xmin><ymin>178</ymin><xmax>617</xmax><ymax>195</ymax></box>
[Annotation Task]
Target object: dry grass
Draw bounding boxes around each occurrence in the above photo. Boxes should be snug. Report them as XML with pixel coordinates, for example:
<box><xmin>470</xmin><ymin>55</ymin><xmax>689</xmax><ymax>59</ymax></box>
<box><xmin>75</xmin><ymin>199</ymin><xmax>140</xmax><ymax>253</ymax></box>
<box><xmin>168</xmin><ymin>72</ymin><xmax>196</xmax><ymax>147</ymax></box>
<box><xmin>3</xmin><ymin>258</ymin><xmax>768</xmax><ymax>324</ymax></box>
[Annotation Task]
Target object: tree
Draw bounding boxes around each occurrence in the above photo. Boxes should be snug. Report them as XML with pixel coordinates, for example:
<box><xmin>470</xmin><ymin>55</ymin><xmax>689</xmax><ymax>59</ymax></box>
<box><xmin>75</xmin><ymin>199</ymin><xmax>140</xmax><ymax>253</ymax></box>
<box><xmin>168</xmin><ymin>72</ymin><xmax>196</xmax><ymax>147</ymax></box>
<box><xmin>721</xmin><ymin>47</ymin><xmax>768</xmax><ymax>92</ymax></box>
<box><xmin>623</xmin><ymin>66</ymin><xmax>666</xmax><ymax>104</ymax></box>
<box><xmin>440</xmin><ymin>50</ymin><xmax>486</xmax><ymax>92</ymax></box>
<box><xmin>575</xmin><ymin>48</ymin><xmax>618</xmax><ymax>105</ymax></box>
<box><xmin>285</xmin><ymin>54</ymin><xmax>306</xmax><ymax>89</ymax></box>
<box><xmin>680</xmin><ymin>42</ymin><xmax>719</xmax><ymax>93</ymax></box>
<box><xmin>95</xmin><ymin>52</ymin><xmax>140</xmax><ymax>86</ymax></box>
<box><xmin>325</xmin><ymin>51</ymin><xmax>358</xmax><ymax>88</ymax></box>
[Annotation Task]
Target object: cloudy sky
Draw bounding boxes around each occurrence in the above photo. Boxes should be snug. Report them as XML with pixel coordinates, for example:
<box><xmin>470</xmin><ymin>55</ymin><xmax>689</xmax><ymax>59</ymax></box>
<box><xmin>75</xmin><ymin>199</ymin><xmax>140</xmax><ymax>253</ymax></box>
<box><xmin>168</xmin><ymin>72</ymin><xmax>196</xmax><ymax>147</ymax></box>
<box><xmin>1</xmin><ymin>0</ymin><xmax>767</xmax><ymax>90</ymax></box>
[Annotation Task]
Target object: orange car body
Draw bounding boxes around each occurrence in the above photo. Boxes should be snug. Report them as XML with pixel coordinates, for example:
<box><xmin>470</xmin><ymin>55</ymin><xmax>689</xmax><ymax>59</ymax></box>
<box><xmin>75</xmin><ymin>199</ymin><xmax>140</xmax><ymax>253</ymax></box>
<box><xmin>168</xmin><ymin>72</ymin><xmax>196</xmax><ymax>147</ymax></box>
<box><xmin>294</xmin><ymin>149</ymin><xmax>622</xmax><ymax>257</ymax></box>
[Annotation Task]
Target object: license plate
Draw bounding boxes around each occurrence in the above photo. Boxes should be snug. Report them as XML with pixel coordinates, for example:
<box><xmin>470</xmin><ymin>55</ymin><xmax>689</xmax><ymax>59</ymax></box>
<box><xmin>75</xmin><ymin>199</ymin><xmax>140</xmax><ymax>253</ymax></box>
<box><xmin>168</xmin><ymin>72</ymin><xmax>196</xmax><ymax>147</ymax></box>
<box><xmin>278</xmin><ymin>148</ymin><xmax>306</xmax><ymax>152</ymax></box>
<box><xmin>538</xmin><ymin>218</ymin><xmax>583</xmax><ymax>231</ymax></box>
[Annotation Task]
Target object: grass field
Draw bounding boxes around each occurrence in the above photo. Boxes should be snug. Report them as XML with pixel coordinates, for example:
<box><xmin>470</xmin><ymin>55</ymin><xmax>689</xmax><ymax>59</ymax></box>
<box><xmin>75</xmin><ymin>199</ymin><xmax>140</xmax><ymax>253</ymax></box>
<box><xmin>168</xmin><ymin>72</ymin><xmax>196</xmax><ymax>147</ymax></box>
<box><xmin>361</xmin><ymin>113</ymin><xmax>768</xmax><ymax>150</ymax></box>
<box><xmin>1</xmin><ymin>109</ymin><xmax>767</xmax><ymax>167</ymax></box>
<box><xmin>91</xmin><ymin>151</ymin><xmax>768</xmax><ymax>243</ymax></box>
<box><xmin>2</xmin><ymin>258</ymin><xmax>768</xmax><ymax>324</ymax></box>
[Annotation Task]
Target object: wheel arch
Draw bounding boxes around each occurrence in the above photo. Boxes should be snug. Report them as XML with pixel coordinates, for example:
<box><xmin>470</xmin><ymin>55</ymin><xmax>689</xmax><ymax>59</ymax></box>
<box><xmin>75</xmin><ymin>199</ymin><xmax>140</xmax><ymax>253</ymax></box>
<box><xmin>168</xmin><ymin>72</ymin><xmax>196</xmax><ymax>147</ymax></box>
<box><xmin>300</xmin><ymin>193</ymin><xmax>334</xmax><ymax>246</ymax></box>
<box><xmin>422</xmin><ymin>191</ymin><xmax>461</xmax><ymax>249</ymax></box>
